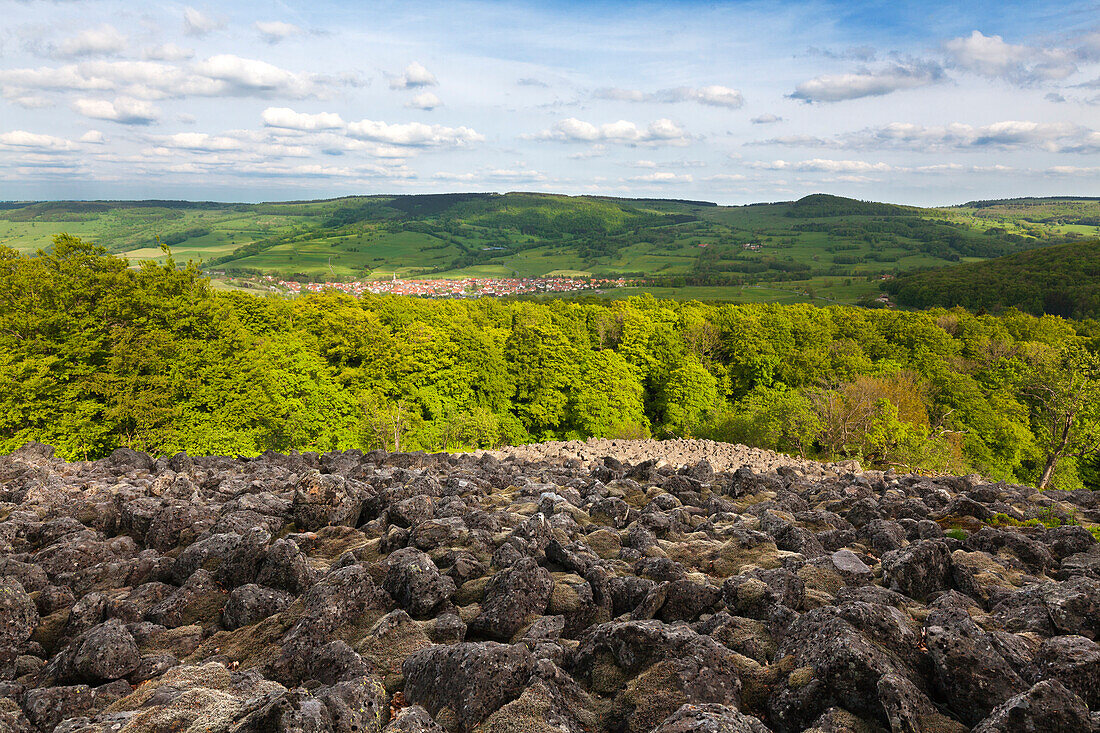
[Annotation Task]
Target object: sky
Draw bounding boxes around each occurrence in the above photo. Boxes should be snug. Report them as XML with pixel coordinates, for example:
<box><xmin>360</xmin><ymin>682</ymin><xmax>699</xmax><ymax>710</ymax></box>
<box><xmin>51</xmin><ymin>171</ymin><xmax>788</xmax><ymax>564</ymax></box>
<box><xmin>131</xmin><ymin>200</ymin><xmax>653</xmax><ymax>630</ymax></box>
<box><xmin>1</xmin><ymin>0</ymin><xmax>1099</xmax><ymax>205</ymax></box>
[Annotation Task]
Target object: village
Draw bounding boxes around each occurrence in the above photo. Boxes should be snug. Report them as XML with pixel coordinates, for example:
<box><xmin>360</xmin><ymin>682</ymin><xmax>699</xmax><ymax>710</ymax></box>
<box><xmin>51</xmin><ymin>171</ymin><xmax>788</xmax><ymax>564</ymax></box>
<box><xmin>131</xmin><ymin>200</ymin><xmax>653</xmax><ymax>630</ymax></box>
<box><xmin>261</xmin><ymin>275</ymin><xmax>634</xmax><ymax>298</ymax></box>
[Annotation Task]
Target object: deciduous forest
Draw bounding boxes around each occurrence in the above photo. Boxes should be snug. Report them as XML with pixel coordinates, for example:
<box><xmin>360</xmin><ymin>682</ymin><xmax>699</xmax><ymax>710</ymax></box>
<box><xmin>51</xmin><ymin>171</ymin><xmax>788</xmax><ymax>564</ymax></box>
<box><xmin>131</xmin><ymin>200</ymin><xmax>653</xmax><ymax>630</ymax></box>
<box><xmin>3</xmin><ymin>235</ymin><xmax>1099</xmax><ymax>490</ymax></box>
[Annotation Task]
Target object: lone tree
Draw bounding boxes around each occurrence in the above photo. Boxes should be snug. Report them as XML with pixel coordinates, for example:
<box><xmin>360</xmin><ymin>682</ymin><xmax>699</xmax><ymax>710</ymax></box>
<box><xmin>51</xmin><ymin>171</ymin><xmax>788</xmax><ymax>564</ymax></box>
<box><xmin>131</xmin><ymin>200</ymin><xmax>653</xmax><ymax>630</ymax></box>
<box><xmin>1023</xmin><ymin>344</ymin><xmax>1100</xmax><ymax>489</ymax></box>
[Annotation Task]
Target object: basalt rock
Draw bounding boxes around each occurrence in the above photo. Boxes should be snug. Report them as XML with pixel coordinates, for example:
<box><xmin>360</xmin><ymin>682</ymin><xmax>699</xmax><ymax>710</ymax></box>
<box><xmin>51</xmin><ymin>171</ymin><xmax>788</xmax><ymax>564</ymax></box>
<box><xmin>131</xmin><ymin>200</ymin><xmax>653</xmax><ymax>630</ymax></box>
<box><xmin>0</xmin><ymin>440</ymin><xmax>1096</xmax><ymax>731</ymax></box>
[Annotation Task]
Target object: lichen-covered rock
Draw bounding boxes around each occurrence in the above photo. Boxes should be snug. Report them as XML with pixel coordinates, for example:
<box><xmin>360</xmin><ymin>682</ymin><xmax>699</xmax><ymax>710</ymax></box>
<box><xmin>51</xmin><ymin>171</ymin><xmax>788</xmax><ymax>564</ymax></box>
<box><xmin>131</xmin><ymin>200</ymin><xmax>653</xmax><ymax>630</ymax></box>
<box><xmin>0</xmin><ymin>576</ymin><xmax>38</xmax><ymax>649</ymax></box>
<box><xmin>383</xmin><ymin>547</ymin><xmax>456</xmax><ymax>618</ymax></box>
<box><xmin>882</xmin><ymin>540</ymin><xmax>952</xmax><ymax>601</ymax></box>
<box><xmin>222</xmin><ymin>583</ymin><xmax>294</xmax><ymax>630</ymax></box>
<box><xmin>468</xmin><ymin>557</ymin><xmax>553</xmax><ymax>641</ymax></box>
<box><xmin>925</xmin><ymin>607</ymin><xmax>1028</xmax><ymax>726</ymax></box>
<box><xmin>402</xmin><ymin>642</ymin><xmax>536</xmax><ymax>730</ymax></box>
<box><xmin>651</xmin><ymin>704</ymin><xmax>772</xmax><ymax>733</ymax></box>
<box><xmin>2</xmin><ymin>441</ymin><xmax>1097</xmax><ymax>733</ymax></box>
<box><xmin>971</xmin><ymin>680</ymin><xmax>1092</xmax><ymax>733</ymax></box>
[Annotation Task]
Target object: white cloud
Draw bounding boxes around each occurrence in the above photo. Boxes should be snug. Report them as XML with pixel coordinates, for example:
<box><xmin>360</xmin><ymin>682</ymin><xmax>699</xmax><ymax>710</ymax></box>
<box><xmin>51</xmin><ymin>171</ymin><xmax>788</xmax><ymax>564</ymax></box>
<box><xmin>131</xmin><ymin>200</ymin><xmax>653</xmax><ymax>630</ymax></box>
<box><xmin>753</xmin><ymin>120</ymin><xmax>1099</xmax><ymax>153</ymax></box>
<box><xmin>790</xmin><ymin>62</ymin><xmax>944</xmax><ymax>102</ymax></box>
<box><xmin>346</xmin><ymin>119</ymin><xmax>483</xmax><ymax>147</ymax></box>
<box><xmin>627</xmin><ymin>172</ymin><xmax>693</xmax><ymax>183</ymax></box>
<box><xmin>55</xmin><ymin>25</ymin><xmax>127</xmax><ymax>58</ymax></box>
<box><xmin>751</xmin><ymin>113</ymin><xmax>783</xmax><ymax>124</ymax></box>
<box><xmin>255</xmin><ymin>21</ymin><xmax>303</xmax><ymax>44</ymax></box>
<box><xmin>4</xmin><ymin>92</ymin><xmax>53</xmax><ymax>109</ymax></box>
<box><xmin>189</xmin><ymin>55</ymin><xmax>324</xmax><ymax>98</ymax></box>
<box><xmin>406</xmin><ymin>92</ymin><xmax>441</xmax><ymax>110</ymax></box>
<box><xmin>152</xmin><ymin>132</ymin><xmax>244</xmax><ymax>152</ymax></box>
<box><xmin>183</xmin><ymin>7</ymin><xmax>223</xmax><ymax>37</ymax></box>
<box><xmin>0</xmin><ymin>130</ymin><xmax>77</xmax><ymax>152</ymax></box>
<box><xmin>143</xmin><ymin>44</ymin><xmax>194</xmax><ymax>62</ymax></box>
<box><xmin>0</xmin><ymin>57</ymin><xmax>331</xmax><ymax>101</ymax></box>
<box><xmin>703</xmin><ymin>173</ymin><xmax>747</xmax><ymax>182</ymax></box>
<box><xmin>595</xmin><ymin>85</ymin><xmax>744</xmax><ymax>108</ymax></box>
<box><xmin>262</xmin><ymin>107</ymin><xmax>345</xmax><ymax>131</ymax></box>
<box><xmin>72</xmin><ymin>97</ymin><xmax>159</xmax><ymax>125</ymax></box>
<box><xmin>390</xmin><ymin>62</ymin><xmax>438</xmax><ymax>90</ymax></box>
<box><xmin>944</xmin><ymin>31</ymin><xmax>1077</xmax><ymax>84</ymax></box>
<box><xmin>79</xmin><ymin>130</ymin><xmax>106</xmax><ymax>144</ymax></box>
<box><xmin>1045</xmin><ymin>165</ymin><xmax>1100</xmax><ymax>176</ymax></box>
<box><xmin>750</xmin><ymin>158</ymin><xmax>893</xmax><ymax>173</ymax></box>
<box><xmin>538</xmin><ymin>117</ymin><xmax>689</xmax><ymax>145</ymax></box>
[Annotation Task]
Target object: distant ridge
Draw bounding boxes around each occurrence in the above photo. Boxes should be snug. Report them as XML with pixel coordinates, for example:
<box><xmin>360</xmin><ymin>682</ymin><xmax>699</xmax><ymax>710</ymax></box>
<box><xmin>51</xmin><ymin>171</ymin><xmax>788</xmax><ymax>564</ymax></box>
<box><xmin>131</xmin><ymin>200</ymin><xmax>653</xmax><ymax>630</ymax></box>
<box><xmin>885</xmin><ymin>239</ymin><xmax>1100</xmax><ymax>318</ymax></box>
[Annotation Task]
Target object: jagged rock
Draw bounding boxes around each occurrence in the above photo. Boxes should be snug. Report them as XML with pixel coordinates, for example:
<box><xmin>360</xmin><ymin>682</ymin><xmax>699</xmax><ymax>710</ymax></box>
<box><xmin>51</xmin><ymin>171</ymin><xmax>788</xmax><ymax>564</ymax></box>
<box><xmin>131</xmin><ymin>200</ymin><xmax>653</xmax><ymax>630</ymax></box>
<box><xmin>971</xmin><ymin>680</ymin><xmax>1092</xmax><ymax>733</ymax></box>
<box><xmin>925</xmin><ymin>607</ymin><xmax>1028</xmax><ymax>725</ymax></box>
<box><xmin>882</xmin><ymin>540</ymin><xmax>952</xmax><ymax>601</ymax></box>
<box><xmin>402</xmin><ymin>642</ymin><xmax>536</xmax><ymax>731</ymax></box>
<box><xmin>222</xmin><ymin>583</ymin><xmax>294</xmax><ymax>630</ymax></box>
<box><xmin>1033</xmin><ymin>634</ymin><xmax>1100</xmax><ymax>708</ymax></box>
<box><xmin>468</xmin><ymin>557</ymin><xmax>553</xmax><ymax>641</ymax></box>
<box><xmin>652</xmin><ymin>704</ymin><xmax>772</xmax><ymax>733</ymax></box>
<box><xmin>2</xmin><ymin>441</ymin><xmax>1096</xmax><ymax>733</ymax></box>
<box><xmin>382</xmin><ymin>547</ymin><xmax>456</xmax><ymax>618</ymax></box>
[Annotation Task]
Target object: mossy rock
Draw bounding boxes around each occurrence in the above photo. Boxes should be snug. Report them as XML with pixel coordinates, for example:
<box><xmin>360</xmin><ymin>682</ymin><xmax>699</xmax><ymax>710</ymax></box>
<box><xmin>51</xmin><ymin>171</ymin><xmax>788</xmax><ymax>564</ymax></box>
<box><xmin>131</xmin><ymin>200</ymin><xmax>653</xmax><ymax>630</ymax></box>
<box><xmin>356</xmin><ymin>612</ymin><xmax>433</xmax><ymax>676</ymax></box>
<box><xmin>480</xmin><ymin>681</ymin><xmax>568</xmax><ymax>733</ymax></box>
<box><xmin>797</xmin><ymin>564</ymin><xmax>843</xmax><ymax>596</ymax></box>
<box><xmin>588</xmin><ymin>650</ymin><xmax>629</xmax><ymax>696</ymax></box>
<box><xmin>31</xmin><ymin>609</ymin><xmax>69</xmax><ymax>654</ymax></box>
<box><xmin>455</xmin><ymin>576</ymin><xmax>491</xmax><ymax>606</ymax></box>
<box><xmin>586</xmin><ymin>530</ymin><xmax>622</xmax><ymax>560</ymax></box>
<box><xmin>788</xmin><ymin>666</ymin><xmax>815</xmax><ymax>689</ymax></box>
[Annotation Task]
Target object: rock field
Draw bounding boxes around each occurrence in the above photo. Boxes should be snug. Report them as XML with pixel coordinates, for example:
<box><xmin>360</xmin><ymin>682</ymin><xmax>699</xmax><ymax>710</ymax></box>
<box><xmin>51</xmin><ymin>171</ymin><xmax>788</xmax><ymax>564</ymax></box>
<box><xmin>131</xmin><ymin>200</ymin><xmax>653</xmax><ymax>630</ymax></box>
<box><xmin>0</xmin><ymin>439</ymin><xmax>1098</xmax><ymax>732</ymax></box>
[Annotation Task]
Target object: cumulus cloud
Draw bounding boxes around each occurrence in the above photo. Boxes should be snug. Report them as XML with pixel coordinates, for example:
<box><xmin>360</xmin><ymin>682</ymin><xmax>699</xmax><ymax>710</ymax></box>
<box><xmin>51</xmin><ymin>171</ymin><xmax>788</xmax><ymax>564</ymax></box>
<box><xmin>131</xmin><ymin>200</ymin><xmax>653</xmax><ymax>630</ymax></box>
<box><xmin>0</xmin><ymin>56</ymin><xmax>331</xmax><ymax>101</ymax></box>
<box><xmin>72</xmin><ymin>97</ymin><xmax>159</xmax><ymax>125</ymax></box>
<box><xmin>255</xmin><ymin>21</ymin><xmax>303</xmax><ymax>44</ymax></box>
<box><xmin>54</xmin><ymin>25</ymin><xmax>127</xmax><ymax>58</ymax></box>
<box><xmin>0</xmin><ymin>130</ymin><xmax>76</xmax><ymax>152</ymax></box>
<box><xmin>143</xmin><ymin>44</ymin><xmax>194</xmax><ymax>62</ymax></box>
<box><xmin>537</xmin><ymin>117</ymin><xmax>689</xmax><ymax>145</ymax></box>
<box><xmin>79</xmin><ymin>130</ymin><xmax>106</xmax><ymax>144</ymax></box>
<box><xmin>790</xmin><ymin>61</ymin><xmax>944</xmax><ymax>102</ymax></box>
<box><xmin>406</xmin><ymin>92</ymin><xmax>441</xmax><ymax>110</ymax></box>
<box><xmin>346</xmin><ymin>119</ymin><xmax>482</xmax><ymax>147</ymax></box>
<box><xmin>595</xmin><ymin>85</ymin><xmax>744</xmax><ymax>108</ymax></box>
<box><xmin>944</xmin><ymin>31</ymin><xmax>1078</xmax><ymax>84</ymax></box>
<box><xmin>752</xmin><ymin>120</ymin><xmax>1100</xmax><ymax>153</ymax></box>
<box><xmin>751</xmin><ymin>113</ymin><xmax>783</xmax><ymax>124</ymax></box>
<box><xmin>261</xmin><ymin>107</ymin><xmax>345</xmax><ymax>131</ymax></box>
<box><xmin>390</xmin><ymin>62</ymin><xmax>437</xmax><ymax>90</ymax></box>
<box><xmin>183</xmin><ymin>7</ymin><xmax>223</xmax><ymax>37</ymax></box>
<box><xmin>191</xmin><ymin>55</ymin><xmax>323</xmax><ymax>98</ymax></box>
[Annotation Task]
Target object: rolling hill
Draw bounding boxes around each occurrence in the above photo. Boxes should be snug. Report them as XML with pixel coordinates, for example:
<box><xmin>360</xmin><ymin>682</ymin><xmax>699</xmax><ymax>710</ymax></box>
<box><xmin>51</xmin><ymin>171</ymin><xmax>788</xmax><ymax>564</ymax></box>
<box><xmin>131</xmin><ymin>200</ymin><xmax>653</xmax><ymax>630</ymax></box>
<box><xmin>2</xmin><ymin>192</ymin><xmax>1096</xmax><ymax>304</ymax></box>
<box><xmin>884</xmin><ymin>239</ymin><xmax>1100</xmax><ymax>319</ymax></box>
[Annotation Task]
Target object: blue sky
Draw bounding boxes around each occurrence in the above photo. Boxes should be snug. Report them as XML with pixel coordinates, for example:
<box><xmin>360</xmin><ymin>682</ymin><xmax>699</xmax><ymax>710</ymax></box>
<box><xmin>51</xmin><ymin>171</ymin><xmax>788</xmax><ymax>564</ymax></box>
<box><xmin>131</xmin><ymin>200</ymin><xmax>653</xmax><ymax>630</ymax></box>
<box><xmin>1</xmin><ymin>0</ymin><xmax>1098</xmax><ymax>205</ymax></box>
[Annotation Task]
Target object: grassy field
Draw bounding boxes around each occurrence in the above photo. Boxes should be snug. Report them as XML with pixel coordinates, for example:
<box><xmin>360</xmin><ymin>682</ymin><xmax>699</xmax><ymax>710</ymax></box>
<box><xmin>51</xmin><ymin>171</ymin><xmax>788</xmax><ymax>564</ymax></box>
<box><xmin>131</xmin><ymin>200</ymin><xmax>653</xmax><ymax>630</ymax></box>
<box><xmin>3</xmin><ymin>193</ymin><xmax>1096</xmax><ymax>304</ymax></box>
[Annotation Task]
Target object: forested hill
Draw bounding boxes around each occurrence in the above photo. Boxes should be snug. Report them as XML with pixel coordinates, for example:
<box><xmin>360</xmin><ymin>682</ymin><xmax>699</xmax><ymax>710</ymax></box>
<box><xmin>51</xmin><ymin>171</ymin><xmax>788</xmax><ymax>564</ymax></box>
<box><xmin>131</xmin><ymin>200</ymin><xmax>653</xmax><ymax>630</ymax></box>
<box><xmin>885</xmin><ymin>239</ymin><xmax>1100</xmax><ymax>319</ymax></box>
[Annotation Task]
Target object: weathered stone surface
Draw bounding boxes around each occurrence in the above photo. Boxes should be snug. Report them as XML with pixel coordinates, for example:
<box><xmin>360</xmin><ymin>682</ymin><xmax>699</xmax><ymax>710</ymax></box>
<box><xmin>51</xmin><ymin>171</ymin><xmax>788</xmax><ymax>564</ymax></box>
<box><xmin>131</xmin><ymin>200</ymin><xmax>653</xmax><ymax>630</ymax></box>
<box><xmin>1</xmin><ymin>441</ymin><xmax>1096</xmax><ymax>733</ymax></box>
<box><xmin>402</xmin><ymin>642</ymin><xmax>536</xmax><ymax>730</ymax></box>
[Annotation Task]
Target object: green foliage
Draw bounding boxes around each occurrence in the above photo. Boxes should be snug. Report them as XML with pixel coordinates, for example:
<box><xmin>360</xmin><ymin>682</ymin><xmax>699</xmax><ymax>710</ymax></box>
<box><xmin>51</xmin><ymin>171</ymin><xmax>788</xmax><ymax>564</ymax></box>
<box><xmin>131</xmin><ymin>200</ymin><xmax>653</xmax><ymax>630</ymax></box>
<box><xmin>886</xmin><ymin>240</ymin><xmax>1100</xmax><ymax>318</ymax></box>
<box><xmin>2</xmin><ymin>235</ymin><xmax>1100</xmax><ymax>491</ymax></box>
<box><xmin>945</xmin><ymin>528</ymin><xmax>967</xmax><ymax>541</ymax></box>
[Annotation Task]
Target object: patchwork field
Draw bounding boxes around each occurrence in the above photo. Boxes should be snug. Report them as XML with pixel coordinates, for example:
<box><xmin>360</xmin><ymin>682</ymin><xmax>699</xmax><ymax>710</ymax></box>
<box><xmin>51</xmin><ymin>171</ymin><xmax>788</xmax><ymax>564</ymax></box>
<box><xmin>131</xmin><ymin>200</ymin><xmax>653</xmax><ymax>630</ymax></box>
<box><xmin>3</xmin><ymin>193</ymin><xmax>1097</xmax><ymax>304</ymax></box>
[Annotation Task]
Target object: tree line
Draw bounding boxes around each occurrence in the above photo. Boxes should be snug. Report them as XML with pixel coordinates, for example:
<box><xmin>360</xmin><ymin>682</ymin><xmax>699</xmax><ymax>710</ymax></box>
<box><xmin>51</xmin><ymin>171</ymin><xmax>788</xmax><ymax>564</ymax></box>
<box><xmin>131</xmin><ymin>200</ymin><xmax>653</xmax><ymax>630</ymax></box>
<box><xmin>1</xmin><ymin>235</ymin><xmax>1098</xmax><ymax>490</ymax></box>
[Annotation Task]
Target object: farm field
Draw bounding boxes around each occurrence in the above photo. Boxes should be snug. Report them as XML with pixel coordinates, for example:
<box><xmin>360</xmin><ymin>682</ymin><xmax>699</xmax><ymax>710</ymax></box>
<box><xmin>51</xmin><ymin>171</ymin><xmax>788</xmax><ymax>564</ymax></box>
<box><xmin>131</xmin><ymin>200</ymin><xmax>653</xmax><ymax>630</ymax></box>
<box><xmin>2</xmin><ymin>193</ymin><xmax>1097</xmax><ymax>304</ymax></box>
